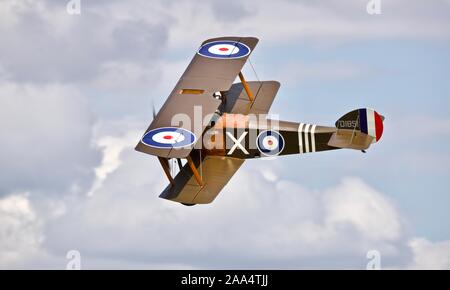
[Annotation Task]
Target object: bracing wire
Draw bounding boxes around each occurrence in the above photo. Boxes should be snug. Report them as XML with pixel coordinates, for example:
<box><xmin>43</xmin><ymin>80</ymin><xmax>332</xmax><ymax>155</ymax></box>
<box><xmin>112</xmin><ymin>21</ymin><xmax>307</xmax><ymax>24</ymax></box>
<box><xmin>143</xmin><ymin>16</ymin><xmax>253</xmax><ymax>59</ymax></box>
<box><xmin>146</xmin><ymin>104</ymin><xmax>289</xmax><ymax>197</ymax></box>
<box><xmin>248</xmin><ymin>57</ymin><xmax>264</xmax><ymax>103</ymax></box>
<box><xmin>248</xmin><ymin>58</ymin><xmax>261</xmax><ymax>82</ymax></box>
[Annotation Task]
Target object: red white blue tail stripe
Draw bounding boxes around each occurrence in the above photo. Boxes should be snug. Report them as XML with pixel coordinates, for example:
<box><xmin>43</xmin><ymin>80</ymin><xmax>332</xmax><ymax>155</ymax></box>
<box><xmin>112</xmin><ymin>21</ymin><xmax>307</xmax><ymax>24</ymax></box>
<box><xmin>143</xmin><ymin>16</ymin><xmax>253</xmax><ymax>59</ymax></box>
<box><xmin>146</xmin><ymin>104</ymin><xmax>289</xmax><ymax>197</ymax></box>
<box><xmin>359</xmin><ymin>108</ymin><xmax>384</xmax><ymax>142</ymax></box>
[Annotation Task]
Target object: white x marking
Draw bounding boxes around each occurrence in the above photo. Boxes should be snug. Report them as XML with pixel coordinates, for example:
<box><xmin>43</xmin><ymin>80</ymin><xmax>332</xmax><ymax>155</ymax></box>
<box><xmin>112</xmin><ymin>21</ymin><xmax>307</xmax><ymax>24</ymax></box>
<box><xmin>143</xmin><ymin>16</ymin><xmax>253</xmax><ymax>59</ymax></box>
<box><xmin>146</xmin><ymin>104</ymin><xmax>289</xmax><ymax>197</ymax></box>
<box><xmin>227</xmin><ymin>131</ymin><xmax>249</xmax><ymax>155</ymax></box>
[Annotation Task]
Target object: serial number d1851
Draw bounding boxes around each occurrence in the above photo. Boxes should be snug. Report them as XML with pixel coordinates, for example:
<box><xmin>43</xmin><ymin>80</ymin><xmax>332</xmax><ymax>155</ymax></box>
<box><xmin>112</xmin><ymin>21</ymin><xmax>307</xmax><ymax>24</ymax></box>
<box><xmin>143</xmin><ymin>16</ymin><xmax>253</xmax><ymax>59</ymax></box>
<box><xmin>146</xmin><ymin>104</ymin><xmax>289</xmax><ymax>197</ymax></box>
<box><xmin>338</xmin><ymin>120</ymin><xmax>358</xmax><ymax>129</ymax></box>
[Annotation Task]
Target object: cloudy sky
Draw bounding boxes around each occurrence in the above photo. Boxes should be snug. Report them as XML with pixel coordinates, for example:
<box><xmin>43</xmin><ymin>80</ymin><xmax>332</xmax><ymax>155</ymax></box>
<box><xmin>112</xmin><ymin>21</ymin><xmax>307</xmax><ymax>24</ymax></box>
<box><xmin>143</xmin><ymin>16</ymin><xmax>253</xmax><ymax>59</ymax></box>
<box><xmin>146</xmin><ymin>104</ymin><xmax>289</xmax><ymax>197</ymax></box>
<box><xmin>1</xmin><ymin>0</ymin><xmax>450</xmax><ymax>269</ymax></box>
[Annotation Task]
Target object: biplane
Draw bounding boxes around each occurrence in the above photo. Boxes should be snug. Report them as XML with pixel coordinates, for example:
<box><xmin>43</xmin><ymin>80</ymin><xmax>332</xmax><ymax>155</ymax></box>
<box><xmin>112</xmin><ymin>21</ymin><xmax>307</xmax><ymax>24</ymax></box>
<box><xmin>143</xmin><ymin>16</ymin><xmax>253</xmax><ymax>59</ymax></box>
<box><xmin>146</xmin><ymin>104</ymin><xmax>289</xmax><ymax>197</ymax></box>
<box><xmin>135</xmin><ymin>37</ymin><xmax>384</xmax><ymax>206</ymax></box>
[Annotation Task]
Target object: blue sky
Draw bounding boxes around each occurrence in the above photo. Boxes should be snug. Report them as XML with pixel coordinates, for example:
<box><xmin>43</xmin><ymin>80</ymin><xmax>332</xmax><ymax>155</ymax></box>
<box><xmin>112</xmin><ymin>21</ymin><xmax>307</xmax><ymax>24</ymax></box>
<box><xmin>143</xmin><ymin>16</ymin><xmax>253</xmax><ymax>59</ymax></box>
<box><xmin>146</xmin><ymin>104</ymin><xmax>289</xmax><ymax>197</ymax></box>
<box><xmin>260</xmin><ymin>39</ymin><xmax>450</xmax><ymax>240</ymax></box>
<box><xmin>1</xmin><ymin>0</ymin><xmax>450</xmax><ymax>269</ymax></box>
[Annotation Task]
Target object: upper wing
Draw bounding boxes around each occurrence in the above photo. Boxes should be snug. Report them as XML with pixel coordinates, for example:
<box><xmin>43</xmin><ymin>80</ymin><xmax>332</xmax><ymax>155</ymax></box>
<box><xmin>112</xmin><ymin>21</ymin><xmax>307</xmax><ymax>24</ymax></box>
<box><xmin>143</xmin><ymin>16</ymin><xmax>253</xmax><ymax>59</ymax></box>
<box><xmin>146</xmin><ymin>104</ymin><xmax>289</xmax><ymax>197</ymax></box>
<box><xmin>224</xmin><ymin>81</ymin><xmax>280</xmax><ymax>115</ymax></box>
<box><xmin>135</xmin><ymin>36</ymin><xmax>259</xmax><ymax>159</ymax></box>
<box><xmin>159</xmin><ymin>155</ymin><xmax>245</xmax><ymax>204</ymax></box>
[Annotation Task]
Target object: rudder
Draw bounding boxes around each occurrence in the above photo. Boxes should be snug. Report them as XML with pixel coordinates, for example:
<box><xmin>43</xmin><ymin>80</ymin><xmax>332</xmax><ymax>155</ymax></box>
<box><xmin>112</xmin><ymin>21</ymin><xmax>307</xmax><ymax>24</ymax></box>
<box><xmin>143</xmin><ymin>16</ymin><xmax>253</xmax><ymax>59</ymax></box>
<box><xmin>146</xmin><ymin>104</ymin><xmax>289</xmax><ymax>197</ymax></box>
<box><xmin>329</xmin><ymin>108</ymin><xmax>384</xmax><ymax>150</ymax></box>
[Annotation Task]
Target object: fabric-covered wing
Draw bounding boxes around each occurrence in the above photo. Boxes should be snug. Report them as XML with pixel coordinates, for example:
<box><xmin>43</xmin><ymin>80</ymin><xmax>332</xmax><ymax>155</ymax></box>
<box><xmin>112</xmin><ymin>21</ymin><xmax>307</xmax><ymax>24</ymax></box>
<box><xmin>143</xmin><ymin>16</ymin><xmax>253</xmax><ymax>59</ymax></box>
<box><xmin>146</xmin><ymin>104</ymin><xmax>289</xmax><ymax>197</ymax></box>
<box><xmin>224</xmin><ymin>81</ymin><xmax>280</xmax><ymax>115</ymax></box>
<box><xmin>159</xmin><ymin>155</ymin><xmax>245</xmax><ymax>204</ymax></box>
<box><xmin>136</xmin><ymin>36</ymin><xmax>259</xmax><ymax>159</ymax></box>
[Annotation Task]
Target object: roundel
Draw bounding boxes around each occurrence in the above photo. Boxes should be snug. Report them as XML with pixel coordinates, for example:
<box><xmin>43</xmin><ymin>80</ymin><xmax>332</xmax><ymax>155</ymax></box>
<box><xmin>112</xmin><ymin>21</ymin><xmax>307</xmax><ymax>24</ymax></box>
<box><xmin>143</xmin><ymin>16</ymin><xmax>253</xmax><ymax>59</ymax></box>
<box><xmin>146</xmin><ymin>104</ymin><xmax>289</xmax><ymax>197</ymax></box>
<box><xmin>141</xmin><ymin>127</ymin><xmax>196</xmax><ymax>149</ymax></box>
<box><xmin>197</xmin><ymin>40</ymin><xmax>251</xmax><ymax>59</ymax></box>
<box><xmin>256</xmin><ymin>130</ymin><xmax>285</xmax><ymax>156</ymax></box>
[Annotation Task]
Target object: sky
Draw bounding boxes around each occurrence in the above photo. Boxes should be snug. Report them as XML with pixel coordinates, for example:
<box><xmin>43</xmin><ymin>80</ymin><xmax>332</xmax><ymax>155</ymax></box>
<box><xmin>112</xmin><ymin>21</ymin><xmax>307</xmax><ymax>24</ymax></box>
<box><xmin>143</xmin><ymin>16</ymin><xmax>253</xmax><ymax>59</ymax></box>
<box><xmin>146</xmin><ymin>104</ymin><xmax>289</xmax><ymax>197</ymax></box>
<box><xmin>0</xmin><ymin>0</ymin><xmax>450</xmax><ymax>269</ymax></box>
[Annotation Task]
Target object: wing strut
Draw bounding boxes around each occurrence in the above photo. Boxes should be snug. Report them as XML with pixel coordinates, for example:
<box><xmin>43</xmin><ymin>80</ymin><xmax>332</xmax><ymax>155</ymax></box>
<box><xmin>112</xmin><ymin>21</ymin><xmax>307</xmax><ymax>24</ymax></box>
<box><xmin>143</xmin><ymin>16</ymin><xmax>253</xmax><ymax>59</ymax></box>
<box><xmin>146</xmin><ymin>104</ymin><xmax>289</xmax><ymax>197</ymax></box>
<box><xmin>176</xmin><ymin>158</ymin><xmax>183</xmax><ymax>171</ymax></box>
<box><xmin>186</xmin><ymin>155</ymin><xmax>204</xmax><ymax>186</ymax></box>
<box><xmin>158</xmin><ymin>157</ymin><xmax>175</xmax><ymax>185</ymax></box>
<box><xmin>238</xmin><ymin>72</ymin><xmax>254</xmax><ymax>102</ymax></box>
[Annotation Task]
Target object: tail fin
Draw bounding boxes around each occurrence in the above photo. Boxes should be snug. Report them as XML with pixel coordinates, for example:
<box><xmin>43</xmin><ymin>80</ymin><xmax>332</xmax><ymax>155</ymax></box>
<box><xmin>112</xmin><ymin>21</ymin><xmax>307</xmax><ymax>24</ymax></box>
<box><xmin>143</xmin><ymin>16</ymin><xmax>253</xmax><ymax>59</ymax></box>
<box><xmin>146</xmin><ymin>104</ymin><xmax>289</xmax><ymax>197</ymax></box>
<box><xmin>328</xmin><ymin>108</ymin><xmax>384</xmax><ymax>150</ymax></box>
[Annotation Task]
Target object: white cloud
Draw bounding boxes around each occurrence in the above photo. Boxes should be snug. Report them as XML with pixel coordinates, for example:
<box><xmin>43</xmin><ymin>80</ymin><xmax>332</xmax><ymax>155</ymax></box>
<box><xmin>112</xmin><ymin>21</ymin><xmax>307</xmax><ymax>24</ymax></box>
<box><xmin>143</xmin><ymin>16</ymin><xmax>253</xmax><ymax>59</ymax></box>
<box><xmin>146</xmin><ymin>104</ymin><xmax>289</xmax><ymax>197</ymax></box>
<box><xmin>0</xmin><ymin>0</ymin><xmax>169</xmax><ymax>83</ymax></box>
<box><xmin>25</xmin><ymin>122</ymin><xmax>409</xmax><ymax>269</ymax></box>
<box><xmin>0</xmin><ymin>81</ymin><xmax>99</xmax><ymax>194</ymax></box>
<box><xmin>93</xmin><ymin>61</ymin><xmax>161</xmax><ymax>92</ymax></box>
<box><xmin>87</xmin><ymin>131</ymin><xmax>140</xmax><ymax>197</ymax></box>
<box><xmin>0</xmin><ymin>121</ymin><xmax>447</xmax><ymax>269</ymax></box>
<box><xmin>324</xmin><ymin>178</ymin><xmax>402</xmax><ymax>242</ymax></box>
<box><xmin>2</xmin><ymin>0</ymin><xmax>449</xmax><ymax>85</ymax></box>
<box><xmin>0</xmin><ymin>193</ymin><xmax>44</xmax><ymax>268</ymax></box>
<box><xmin>407</xmin><ymin>238</ymin><xmax>450</xmax><ymax>269</ymax></box>
<box><xmin>159</xmin><ymin>0</ymin><xmax>450</xmax><ymax>48</ymax></box>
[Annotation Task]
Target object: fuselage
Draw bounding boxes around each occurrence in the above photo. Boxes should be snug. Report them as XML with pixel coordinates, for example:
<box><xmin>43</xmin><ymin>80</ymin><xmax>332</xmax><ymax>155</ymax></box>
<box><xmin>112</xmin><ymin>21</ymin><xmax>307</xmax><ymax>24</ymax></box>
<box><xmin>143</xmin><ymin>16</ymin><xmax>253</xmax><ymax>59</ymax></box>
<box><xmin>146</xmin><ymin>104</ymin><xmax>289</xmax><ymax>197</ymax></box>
<box><xmin>201</xmin><ymin>113</ymin><xmax>339</xmax><ymax>159</ymax></box>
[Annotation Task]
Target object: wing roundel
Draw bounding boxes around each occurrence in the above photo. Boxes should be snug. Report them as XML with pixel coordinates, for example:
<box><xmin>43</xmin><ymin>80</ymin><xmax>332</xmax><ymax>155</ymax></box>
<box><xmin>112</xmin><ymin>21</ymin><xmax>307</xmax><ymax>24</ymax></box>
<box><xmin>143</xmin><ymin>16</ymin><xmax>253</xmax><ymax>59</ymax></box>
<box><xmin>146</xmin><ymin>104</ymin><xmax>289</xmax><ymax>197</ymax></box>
<box><xmin>136</xmin><ymin>36</ymin><xmax>259</xmax><ymax>159</ymax></box>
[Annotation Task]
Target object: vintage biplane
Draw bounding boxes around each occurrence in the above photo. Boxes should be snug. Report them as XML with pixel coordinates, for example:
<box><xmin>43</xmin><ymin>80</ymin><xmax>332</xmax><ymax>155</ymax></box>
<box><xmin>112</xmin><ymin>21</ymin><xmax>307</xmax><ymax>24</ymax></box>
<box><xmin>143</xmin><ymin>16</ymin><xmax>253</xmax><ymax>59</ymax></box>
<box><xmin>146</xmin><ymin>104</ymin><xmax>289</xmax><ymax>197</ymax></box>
<box><xmin>136</xmin><ymin>37</ymin><xmax>384</xmax><ymax>206</ymax></box>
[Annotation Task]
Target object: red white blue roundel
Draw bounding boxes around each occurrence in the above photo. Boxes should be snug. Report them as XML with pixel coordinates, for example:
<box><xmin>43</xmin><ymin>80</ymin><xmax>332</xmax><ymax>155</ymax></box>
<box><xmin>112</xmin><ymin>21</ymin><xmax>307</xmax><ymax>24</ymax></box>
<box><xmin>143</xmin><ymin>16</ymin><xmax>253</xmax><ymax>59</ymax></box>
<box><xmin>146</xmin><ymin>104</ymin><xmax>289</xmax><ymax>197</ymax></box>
<box><xmin>142</xmin><ymin>127</ymin><xmax>196</xmax><ymax>149</ymax></box>
<box><xmin>257</xmin><ymin>130</ymin><xmax>285</xmax><ymax>156</ymax></box>
<box><xmin>197</xmin><ymin>40</ymin><xmax>251</xmax><ymax>59</ymax></box>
